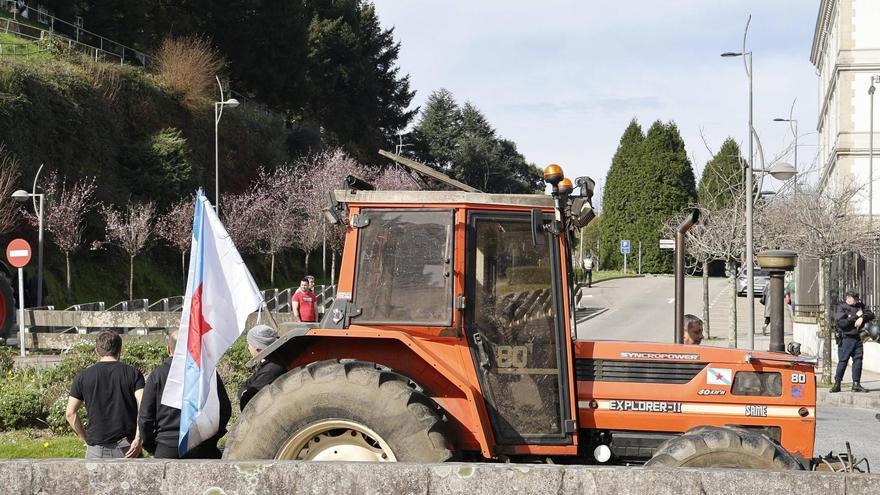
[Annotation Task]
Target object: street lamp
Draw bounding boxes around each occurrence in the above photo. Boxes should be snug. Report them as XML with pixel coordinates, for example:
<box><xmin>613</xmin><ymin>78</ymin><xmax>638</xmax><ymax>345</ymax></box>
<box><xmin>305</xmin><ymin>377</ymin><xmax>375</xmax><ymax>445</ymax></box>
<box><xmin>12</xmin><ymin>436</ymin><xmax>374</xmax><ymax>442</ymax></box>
<box><xmin>869</xmin><ymin>76</ymin><xmax>880</xmax><ymax>229</ymax></box>
<box><xmin>722</xmin><ymin>15</ymin><xmax>758</xmax><ymax>347</ymax></box>
<box><xmin>773</xmin><ymin>115</ymin><xmax>798</xmax><ymax>190</ymax></box>
<box><xmin>214</xmin><ymin>75</ymin><xmax>239</xmax><ymax>212</ymax></box>
<box><xmin>11</xmin><ymin>189</ymin><xmax>44</xmax><ymax>307</ymax></box>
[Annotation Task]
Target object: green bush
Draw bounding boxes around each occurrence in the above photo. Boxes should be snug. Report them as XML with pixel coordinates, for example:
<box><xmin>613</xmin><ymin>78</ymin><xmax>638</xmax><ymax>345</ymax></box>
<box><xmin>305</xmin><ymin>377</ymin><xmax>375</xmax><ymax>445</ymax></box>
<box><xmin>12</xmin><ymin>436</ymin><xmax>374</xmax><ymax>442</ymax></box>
<box><xmin>0</xmin><ymin>347</ymin><xmax>14</xmax><ymax>374</ymax></box>
<box><xmin>0</xmin><ymin>336</ymin><xmax>250</xmax><ymax>433</ymax></box>
<box><xmin>0</xmin><ymin>370</ymin><xmax>46</xmax><ymax>429</ymax></box>
<box><xmin>217</xmin><ymin>336</ymin><xmax>251</xmax><ymax>412</ymax></box>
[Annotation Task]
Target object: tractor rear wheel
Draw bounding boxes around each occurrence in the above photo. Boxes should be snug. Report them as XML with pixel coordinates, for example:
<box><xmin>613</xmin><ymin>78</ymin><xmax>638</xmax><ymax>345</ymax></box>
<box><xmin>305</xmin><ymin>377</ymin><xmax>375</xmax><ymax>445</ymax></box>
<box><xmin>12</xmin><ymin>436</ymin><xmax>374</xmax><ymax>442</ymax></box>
<box><xmin>222</xmin><ymin>359</ymin><xmax>454</xmax><ymax>462</ymax></box>
<box><xmin>645</xmin><ymin>426</ymin><xmax>803</xmax><ymax>470</ymax></box>
<box><xmin>0</xmin><ymin>271</ymin><xmax>14</xmax><ymax>340</ymax></box>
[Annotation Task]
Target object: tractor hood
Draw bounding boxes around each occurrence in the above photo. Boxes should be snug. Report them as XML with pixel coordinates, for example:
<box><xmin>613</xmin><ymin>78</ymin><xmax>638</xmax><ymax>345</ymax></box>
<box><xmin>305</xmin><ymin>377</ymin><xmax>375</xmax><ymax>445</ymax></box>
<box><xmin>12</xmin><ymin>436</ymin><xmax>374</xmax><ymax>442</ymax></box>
<box><xmin>574</xmin><ymin>340</ymin><xmax>817</xmax><ymax>368</ymax></box>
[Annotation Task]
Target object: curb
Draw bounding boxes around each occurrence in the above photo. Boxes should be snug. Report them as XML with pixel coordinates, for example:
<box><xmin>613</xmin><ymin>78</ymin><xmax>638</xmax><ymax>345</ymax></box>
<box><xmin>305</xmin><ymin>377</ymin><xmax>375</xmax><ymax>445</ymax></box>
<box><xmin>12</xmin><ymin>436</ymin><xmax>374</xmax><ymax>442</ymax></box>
<box><xmin>582</xmin><ymin>274</ymin><xmax>645</xmax><ymax>286</ymax></box>
<box><xmin>816</xmin><ymin>389</ymin><xmax>880</xmax><ymax>411</ymax></box>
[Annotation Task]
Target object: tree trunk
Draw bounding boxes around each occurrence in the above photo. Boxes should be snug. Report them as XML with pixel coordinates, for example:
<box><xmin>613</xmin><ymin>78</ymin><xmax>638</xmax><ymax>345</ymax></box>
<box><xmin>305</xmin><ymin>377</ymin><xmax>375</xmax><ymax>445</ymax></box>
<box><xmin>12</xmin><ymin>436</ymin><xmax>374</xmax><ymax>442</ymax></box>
<box><xmin>331</xmin><ymin>251</ymin><xmax>336</xmax><ymax>287</ymax></box>
<box><xmin>702</xmin><ymin>260</ymin><xmax>710</xmax><ymax>339</ymax></box>
<box><xmin>129</xmin><ymin>255</ymin><xmax>135</xmax><ymax>301</ymax></box>
<box><xmin>305</xmin><ymin>251</ymin><xmax>311</xmax><ymax>271</ymax></box>
<box><xmin>65</xmin><ymin>252</ymin><xmax>71</xmax><ymax>300</ymax></box>
<box><xmin>728</xmin><ymin>261</ymin><xmax>738</xmax><ymax>348</ymax></box>
<box><xmin>270</xmin><ymin>253</ymin><xmax>276</xmax><ymax>286</ymax></box>
<box><xmin>181</xmin><ymin>252</ymin><xmax>186</xmax><ymax>287</ymax></box>
<box><xmin>821</xmin><ymin>257</ymin><xmax>834</xmax><ymax>385</ymax></box>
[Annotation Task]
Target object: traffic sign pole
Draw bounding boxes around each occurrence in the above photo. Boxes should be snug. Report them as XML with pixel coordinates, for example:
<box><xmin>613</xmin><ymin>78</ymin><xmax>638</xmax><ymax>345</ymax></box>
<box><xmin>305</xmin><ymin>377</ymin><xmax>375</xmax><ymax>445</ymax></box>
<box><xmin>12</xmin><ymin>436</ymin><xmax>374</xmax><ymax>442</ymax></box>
<box><xmin>7</xmin><ymin>239</ymin><xmax>33</xmax><ymax>357</ymax></box>
<box><xmin>638</xmin><ymin>241</ymin><xmax>642</xmax><ymax>274</ymax></box>
<box><xmin>620</xmin><ymin>240</ymin><xmax>631</xmax><ymax>274</ymax></box>
<box><xmin>17</xmin><ymin>268</ymin><xmax>24</xmax><ymax>357</ymax></box>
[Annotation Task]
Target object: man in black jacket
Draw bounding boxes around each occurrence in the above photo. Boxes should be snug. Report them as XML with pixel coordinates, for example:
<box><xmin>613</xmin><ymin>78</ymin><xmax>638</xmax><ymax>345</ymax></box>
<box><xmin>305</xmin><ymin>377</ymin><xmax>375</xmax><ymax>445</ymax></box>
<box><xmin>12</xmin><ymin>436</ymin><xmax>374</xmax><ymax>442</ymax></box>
<box><xmin>832</xmin><ymin>289</ymin><xmax>873</xmax><ymax>393</ymax></box>
<box><xmin>238</xmin><ymin>324</ymin><xmax>287</xmax><ymax>411</ymax></box>
<box><xmin>138</xmin><ymin>329</ymin><xmax>232</xmax><ymax>458</ymax></box>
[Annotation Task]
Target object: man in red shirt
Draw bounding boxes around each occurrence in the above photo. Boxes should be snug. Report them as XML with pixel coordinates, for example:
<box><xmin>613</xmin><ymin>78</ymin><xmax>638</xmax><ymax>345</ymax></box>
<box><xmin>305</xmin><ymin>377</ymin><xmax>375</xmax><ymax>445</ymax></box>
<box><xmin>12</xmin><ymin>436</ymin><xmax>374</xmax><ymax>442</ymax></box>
<box><xmin>291</xmin><ymin>278</ymin><xmax>317</xmax><ymax>322</ymax></box>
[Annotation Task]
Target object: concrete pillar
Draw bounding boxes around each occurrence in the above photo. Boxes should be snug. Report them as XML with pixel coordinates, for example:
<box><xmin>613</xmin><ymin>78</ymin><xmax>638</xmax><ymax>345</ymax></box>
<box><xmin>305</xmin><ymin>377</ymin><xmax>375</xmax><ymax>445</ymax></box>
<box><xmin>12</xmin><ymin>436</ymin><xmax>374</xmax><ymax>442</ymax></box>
<box><xmin>757</xmin><ymin>250</ymin><xmax>798</xmax><ymax>353</ymax></box>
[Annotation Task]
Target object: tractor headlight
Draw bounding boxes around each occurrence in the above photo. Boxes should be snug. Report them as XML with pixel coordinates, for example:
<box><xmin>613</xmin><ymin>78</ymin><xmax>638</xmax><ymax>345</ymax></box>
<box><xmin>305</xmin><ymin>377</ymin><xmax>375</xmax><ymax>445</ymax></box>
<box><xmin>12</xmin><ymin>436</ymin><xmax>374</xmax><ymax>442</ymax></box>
<box><xmin>731</xmin><ymin>372</ymin><xmax>782</xmax><ymax>397</ymax></box>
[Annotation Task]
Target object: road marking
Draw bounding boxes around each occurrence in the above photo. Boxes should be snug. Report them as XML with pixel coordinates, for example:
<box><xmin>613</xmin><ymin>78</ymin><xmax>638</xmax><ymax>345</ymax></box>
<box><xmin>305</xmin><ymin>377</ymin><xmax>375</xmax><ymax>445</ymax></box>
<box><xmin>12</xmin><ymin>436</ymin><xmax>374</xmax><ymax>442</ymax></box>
<box><xmin>667</xmin><ymin>298</ymin><xmax>674</xmax><ymax>304</ymax></box>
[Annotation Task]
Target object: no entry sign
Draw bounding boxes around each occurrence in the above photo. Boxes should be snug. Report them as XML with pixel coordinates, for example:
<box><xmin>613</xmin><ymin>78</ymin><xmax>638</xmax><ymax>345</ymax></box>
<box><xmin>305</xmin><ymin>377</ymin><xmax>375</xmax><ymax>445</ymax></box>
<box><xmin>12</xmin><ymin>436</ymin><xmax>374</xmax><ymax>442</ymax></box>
<box><xmin>6</xmin><ymin>239</ymin><xmax>32</xmax><ymax>268</ymax></box>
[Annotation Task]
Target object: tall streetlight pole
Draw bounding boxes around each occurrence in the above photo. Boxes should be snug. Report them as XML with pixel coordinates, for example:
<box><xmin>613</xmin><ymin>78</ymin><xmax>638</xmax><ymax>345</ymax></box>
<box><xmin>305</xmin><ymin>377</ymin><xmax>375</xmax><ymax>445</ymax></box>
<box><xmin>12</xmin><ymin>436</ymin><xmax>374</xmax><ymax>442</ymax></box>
<box><xmin>214</xmin><ymin>76</ymin><xmax>239</xmax><ymax>213</ymax></box>
<box><xmin>870</xmin><ymin>76</ymin><xmax>879</xmax><ymax>306</ymax></box>
<box><xmin>870</xmin><ymin>77</ymin><xmax>878</xmax><ymax>230</ymax></box>
<box><xmin>11</xmin><ymin>189</ymin><xmax>44</xmax><ymax>307</ymax></box>
<box><xmin>722</xmin><ymin>15</ymin><xmax>756</xmax><ymax>347</ymax></box>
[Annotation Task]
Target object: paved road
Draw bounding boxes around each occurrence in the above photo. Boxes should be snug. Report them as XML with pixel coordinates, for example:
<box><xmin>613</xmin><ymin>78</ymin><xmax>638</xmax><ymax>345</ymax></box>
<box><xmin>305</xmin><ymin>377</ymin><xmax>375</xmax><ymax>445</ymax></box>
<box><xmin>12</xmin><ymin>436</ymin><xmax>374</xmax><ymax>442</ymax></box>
<box><xmin>816</xmin><ymin>406</ymin><xmax>880</xmax><ymax>470</ymax></box>
<box><xmin>576</xmin><ymin>275</ymin><xmax>789</xmax><ymax>347</ymax></box>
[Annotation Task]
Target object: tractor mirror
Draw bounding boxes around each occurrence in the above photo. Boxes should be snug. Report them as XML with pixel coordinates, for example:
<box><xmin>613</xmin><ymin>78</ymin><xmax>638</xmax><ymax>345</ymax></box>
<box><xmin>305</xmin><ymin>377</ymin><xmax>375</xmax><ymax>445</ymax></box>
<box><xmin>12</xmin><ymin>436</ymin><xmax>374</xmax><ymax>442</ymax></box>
<box><xmin>530</xmin><ymin>208</ymin><xmax>546</xmax><ymax>246</ymax></box>
<box><xmin>323</xmin><ymin>191</ymin><xmax>343</xmax><ymax>225</ymax></box>
<box><xmin>570</xmin><ymin>197</ymin><xmax>596</xmax><ymax>228</ymax></box>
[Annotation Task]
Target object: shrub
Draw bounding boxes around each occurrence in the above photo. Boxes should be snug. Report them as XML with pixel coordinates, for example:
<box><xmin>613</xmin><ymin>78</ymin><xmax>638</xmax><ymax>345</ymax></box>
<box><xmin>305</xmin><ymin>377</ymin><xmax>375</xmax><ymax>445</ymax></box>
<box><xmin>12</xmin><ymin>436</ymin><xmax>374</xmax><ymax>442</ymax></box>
<box><xmin>217</xmin><ymin>336</ymin><xmax>251</xmax><ymax>412</ymax></box>
<box><xmin>0</xmin><ymin>369</ymin><xmax>47</xmax><ymax>429</ymax></box>
<box><xmin>46</xmin><ymin>391</ymin><xmax>87</xmax><ymax>434</ymax></box>
<box><xmin>0</xmin><ymin>347</ymin><xmax>15</xmax><ymax>374</ymax></box>
<box><xmin>148</xmin><ymin>127</ymin><xmax>193</xmax><ymax>199</ymax></box>
<box><xmin>121</xmin><ymin>340</ymin><xmax>168</xmax><ymax>375</ymax></box>
<box><xmin>154</xmin><ymin>37</ymin><xmax>225</xmax><ymax>109</ymax></box>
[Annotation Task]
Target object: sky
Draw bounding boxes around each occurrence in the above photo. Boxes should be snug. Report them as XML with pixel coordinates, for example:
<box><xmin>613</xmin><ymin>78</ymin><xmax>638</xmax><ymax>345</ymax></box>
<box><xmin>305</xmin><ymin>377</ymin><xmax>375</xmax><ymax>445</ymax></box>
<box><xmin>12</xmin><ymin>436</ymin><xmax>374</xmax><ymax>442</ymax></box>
<box><xmin>370</xmin><ymin>0</ymin><xmax>820</xmax><ymax>204</ymax></box>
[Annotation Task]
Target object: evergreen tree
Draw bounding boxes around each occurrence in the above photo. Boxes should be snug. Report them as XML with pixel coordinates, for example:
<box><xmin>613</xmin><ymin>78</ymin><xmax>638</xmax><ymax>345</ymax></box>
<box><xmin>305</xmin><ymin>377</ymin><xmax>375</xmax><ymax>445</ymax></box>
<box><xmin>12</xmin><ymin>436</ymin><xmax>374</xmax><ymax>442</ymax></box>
<box><xmin>637</xmin><ymin>121</ymin><xmax>697</xmax><ymax>273</ymax></box>
<box><xmin>600</xmin><ymin>120</ymin><xmax>697</xmax><ymax>273</ymax></box>
<box><xmin>698</xmin><ymin>137</ymin><xmax>744</xmax><ymax>209</ymax></box>
<box><xmin>411</xmin><ymin>89</ymin><xmax>462</xmax><ymax>173</ymax></box>
<box><xmin>600</xmin><ymin>119</ymin><xmax>645</xmax><ymax>270</ymax></box>
<box><xmin>303</xmin><ymin>1</ymin><xmax>416</xmax><ymax>162</ymax></box>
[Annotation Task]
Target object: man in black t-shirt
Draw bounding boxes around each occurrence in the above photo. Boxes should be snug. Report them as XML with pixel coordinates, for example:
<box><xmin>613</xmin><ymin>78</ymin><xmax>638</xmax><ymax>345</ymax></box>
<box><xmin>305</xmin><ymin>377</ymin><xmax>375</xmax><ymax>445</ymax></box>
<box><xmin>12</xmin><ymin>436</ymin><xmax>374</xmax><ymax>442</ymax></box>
<box><xmin>139</xmin><ymin>329</ymin><xmax>231</xmax><ymax>458</ymax></box>
<box><xmin>65</xmin><ymin>331</ymin><xmax>145</xmax><ymax>458</ymax></box>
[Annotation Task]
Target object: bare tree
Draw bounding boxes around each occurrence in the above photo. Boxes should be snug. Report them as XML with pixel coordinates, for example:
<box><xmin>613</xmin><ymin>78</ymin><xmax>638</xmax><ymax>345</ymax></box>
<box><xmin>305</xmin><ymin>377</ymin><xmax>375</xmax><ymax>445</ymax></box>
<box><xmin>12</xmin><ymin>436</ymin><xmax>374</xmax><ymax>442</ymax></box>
<box><xmin>37</xmin><ymin>172</ymin><xmax>97</xmax><ymax>297</ymax></box>
<box><xmin>373</xmin><ymin>166</ymin><xmax>421</xmax><ymax>192</ymax></box>
<box><xmin>252</xmin><ymin>167</ymin><xmax>298</xmax><ymax>285</ymax></box>
<box><xmin>0</xmin><ymin>146</ymin><xmax>21</xmax><ymax>235</ymax></box>
<box><xmin>759</xmin><ymin>181</ymin><xmax>875</xmax><ymax>384</ymax></box>
<box><xmin>156</xmin><ymin>197</ymin><xmax>195</xmax><ymax>285</ymax></box>
<box><xmin>666</xmin><ymin>175</ymin><xmax>747</xmax><ymax>347</ymax></box>
<box><xmin>293</xmin><ymin>149</ymin><xmax>370</xmax><ymax>268</ymax></box>
<box><xmin>95</xmin><ymin>202</ymin><xmax>156</xmax><ymax>300</ymax></box>
<box><xmin>221</xmin><ymin>189</ymin><xmax>265</xmax><ymax>257</ymax></box>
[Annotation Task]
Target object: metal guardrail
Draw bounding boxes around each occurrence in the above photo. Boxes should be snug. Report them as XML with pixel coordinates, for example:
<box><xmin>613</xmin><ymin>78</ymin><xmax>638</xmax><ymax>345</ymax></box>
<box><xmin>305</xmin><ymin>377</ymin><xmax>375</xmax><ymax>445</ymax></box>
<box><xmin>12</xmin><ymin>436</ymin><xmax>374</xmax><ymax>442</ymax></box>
<box><xmin>148</xmin><ymin>296</ymin><xmax>183</xmax><ymax>312</ymax></box>
<box><xmin>107</xmin><ymin>299</ymin><xmax>149</xmax><ymax>312</ymax></box>
<box><xmin>63</xmin><ymin>302</ymin><xmax>105</xmax><ymax>312</ymax></box>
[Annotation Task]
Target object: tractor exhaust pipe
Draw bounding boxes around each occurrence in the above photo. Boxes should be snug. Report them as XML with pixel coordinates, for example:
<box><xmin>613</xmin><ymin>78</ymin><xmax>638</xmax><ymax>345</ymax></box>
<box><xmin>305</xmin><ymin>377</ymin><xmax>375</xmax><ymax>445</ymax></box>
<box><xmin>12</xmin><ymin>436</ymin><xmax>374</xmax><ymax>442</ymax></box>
<box><xmin>675</xmin><ymin>209</ymin><xmax>700</xmax><ymax>344</ymax></box>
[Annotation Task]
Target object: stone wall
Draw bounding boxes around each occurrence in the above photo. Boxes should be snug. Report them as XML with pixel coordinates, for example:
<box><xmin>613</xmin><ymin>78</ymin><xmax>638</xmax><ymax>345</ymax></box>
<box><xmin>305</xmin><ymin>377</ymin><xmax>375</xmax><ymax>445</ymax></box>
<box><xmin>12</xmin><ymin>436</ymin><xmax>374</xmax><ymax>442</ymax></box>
<box><xmin>0</xmin><ymin>460</ymin><xmax>877</xmax><ymax>495</ymax></box>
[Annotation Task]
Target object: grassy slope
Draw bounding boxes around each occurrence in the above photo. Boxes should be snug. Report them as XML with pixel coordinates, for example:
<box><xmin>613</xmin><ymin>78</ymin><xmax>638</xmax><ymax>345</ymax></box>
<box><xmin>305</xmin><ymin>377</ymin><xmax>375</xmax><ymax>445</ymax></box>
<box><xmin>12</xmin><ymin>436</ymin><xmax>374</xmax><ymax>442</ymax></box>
<box><xmin>0</xmin><ymin>32</ymin><xmax>321</xmax><ymax>305</ymax></box>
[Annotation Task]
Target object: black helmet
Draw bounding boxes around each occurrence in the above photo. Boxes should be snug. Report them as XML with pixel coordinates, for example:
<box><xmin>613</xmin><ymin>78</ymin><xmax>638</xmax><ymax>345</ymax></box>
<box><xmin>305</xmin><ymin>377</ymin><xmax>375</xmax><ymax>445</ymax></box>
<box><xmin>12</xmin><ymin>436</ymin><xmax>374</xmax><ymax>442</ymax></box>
<box><xmin>845</xmin><ymin>288</ymin><xmax>861</xmax><ymax>300</ymax></box>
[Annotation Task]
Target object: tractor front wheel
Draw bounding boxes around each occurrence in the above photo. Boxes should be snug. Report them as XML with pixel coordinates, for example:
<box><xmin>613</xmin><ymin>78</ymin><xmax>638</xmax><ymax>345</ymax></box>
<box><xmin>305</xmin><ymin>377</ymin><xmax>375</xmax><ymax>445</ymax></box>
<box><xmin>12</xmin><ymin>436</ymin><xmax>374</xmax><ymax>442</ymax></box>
<box><xmin>222</xmin><ymin>359</ymin><xmax>454</xmax><ymax>462</ymax></box>
<box><xmin>645</xmin><ymin>426</ymin><xmax>803</xmax><ymax>470</ymax></box>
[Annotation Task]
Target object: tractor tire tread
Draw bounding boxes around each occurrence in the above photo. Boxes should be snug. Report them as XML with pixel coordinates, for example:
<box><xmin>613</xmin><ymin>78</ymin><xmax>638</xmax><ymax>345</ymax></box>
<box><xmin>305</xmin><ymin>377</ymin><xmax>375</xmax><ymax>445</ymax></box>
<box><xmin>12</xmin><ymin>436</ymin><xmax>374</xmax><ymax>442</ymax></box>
<box><xmin>223</xmin><ymin>358</ymin><xmax>453</xmax><ymax>462</ymax></box>
<box><xmin>645</xmin><ymin>425</ymin><xmax>802</xmax><ymax>470</ymax></box>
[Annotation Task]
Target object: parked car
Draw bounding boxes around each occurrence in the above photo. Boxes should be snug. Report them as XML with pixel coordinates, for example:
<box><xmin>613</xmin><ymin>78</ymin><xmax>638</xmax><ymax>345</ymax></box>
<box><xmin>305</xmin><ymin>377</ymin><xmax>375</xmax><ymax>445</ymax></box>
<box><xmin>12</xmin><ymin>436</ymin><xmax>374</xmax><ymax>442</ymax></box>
<box><xmin>736</xmin><ymin>267</ymin><xmax>770</xmax><ymax>297</ymax></box>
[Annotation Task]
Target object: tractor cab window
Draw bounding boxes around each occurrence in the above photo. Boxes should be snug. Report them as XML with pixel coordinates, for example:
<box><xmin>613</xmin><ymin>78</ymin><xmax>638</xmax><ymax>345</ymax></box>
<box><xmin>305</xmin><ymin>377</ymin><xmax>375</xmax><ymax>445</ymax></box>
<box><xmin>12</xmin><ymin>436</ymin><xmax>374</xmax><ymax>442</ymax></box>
<box><xmin>353</xmin><ymin>209</ymin><xmax>454</xmax><ymax>325</ymax></box>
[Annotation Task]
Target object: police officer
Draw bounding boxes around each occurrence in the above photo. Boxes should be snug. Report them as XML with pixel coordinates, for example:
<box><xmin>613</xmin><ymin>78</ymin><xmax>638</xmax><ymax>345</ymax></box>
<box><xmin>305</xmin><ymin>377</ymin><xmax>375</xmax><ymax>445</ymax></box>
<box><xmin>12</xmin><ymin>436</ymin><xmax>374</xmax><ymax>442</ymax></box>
<box><xmin>832</xmin><ymin>289</ymin><xmax>873</xmax><ymax>393</ymax></box>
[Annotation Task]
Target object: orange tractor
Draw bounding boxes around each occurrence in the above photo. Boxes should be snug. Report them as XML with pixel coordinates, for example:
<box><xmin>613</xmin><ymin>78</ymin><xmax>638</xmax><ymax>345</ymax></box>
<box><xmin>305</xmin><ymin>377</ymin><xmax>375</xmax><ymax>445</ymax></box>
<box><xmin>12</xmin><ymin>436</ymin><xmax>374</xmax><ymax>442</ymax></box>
<box><xmin>224</xmin><ymin>164</ymin><xmax>817</xmax><ymax>469</ymax></box>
